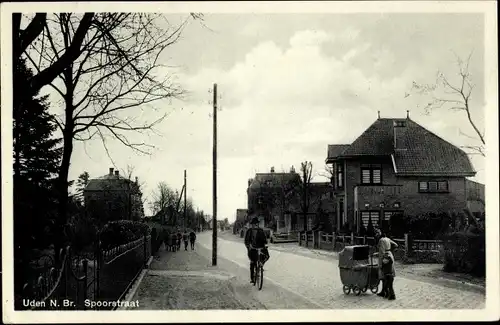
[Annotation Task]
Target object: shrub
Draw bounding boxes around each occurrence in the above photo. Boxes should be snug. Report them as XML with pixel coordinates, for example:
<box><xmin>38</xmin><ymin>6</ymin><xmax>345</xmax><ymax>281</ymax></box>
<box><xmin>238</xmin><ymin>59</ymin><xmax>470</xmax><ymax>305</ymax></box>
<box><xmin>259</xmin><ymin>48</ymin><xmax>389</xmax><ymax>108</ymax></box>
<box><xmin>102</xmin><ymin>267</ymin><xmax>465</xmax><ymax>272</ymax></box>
<box><xmin>66</xmin><ymin>214</ymin><xmax>98</xmax><ymax>252</ymax></box>
<box><xmin>98</xmin><ymin>220</ymin><xmax>151</xmax><ymax>250</ymax></box>
<box><xmin>443</xmin><ymin>231</ymin><xmax>485</xmax><ymax>277</ymax></box>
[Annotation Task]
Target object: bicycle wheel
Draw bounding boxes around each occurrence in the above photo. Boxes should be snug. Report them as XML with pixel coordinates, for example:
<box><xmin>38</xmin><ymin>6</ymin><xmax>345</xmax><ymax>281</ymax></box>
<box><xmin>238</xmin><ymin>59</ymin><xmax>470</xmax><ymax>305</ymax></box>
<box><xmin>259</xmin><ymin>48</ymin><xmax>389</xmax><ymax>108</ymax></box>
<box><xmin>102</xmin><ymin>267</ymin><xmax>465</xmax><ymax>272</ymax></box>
<box><xmin>257</xmin><ymin>263</ymin><xmax>264</xmax><ymax>290</ymax></box>
<box><xmin>253</xmin><ymin>264</ymin><xmax>258</xmax><ymax>286</ymax></box>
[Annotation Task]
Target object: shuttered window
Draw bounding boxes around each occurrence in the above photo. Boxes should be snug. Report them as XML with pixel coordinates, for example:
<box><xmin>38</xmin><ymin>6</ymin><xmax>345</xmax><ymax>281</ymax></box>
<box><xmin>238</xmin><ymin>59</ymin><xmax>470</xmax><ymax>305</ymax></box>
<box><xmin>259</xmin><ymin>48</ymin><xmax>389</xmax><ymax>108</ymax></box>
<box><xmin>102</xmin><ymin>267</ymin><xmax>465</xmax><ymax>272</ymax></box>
<box><xmin>361</xmin><ymin>169</ymin><xmax>371</xmax><ymax>184</ymax></box>
<box><xmin>361</xmin><ymin>168</ymin><xmax>382</xmax><ymax>184</ymax></box>
<box><xmin>361</xmin><ymin>211</ymin><xmax>379</xmax><ymax>227</ymax></box>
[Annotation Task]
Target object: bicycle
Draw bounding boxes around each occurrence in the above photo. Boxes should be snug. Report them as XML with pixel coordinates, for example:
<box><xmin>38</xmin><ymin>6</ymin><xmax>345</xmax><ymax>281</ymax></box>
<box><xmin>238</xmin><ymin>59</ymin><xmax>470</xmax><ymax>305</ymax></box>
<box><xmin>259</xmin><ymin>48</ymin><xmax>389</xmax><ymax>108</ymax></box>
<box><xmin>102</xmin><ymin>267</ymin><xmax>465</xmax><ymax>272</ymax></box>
<box><xmin>251</xmin><ymin>246</ymin><xmax>267</xmax><ymax>290</ymax></box>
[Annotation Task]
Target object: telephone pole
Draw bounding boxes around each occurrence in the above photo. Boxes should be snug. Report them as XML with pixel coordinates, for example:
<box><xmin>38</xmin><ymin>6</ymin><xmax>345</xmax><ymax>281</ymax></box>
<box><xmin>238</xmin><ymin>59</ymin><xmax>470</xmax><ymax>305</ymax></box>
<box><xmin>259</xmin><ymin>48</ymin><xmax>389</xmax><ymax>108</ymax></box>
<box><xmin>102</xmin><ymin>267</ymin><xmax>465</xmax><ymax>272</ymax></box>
<box><xmin>212</xmin><ymin>83</ymin><xmax>218</xmax><ymax>266</ymax></box>
<box><xmin>184</xmin><ymin>169</ymin><xmax>187</xmax><ymax>229</ymax></box>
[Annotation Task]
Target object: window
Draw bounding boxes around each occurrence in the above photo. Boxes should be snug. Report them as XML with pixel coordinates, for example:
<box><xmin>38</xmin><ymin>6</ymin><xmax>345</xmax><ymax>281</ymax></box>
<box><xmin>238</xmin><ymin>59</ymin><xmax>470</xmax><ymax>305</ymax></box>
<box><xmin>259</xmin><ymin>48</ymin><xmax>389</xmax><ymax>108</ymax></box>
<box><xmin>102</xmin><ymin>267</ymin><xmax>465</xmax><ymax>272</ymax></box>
<box><xmin>336</xmin><ymin>163</ymin><xmax>344</xmax><ymax>189</ymax></box>
<box><xmin>361</xmin><ymin>167</ymin><xmax>382</xmax><ymax>184</ymax></box>
<box><xmin>361</xmin><ymin>211</ymin><xmax>380</xmax><ymax>227</ymax></box>
<box><xmin>419</xmin><ymin>180</ymin><xmax>449</xmax><ymax>193</ymax></box>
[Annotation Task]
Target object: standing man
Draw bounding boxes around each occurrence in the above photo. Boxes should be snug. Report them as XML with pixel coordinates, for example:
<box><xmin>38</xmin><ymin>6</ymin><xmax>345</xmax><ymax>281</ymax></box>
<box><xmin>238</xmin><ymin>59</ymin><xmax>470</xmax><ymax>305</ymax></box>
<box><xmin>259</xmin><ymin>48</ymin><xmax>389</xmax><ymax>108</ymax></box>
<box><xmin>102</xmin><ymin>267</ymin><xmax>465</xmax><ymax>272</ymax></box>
<box><xmin>244</xmin><ymin>217</ymin><xmax>270</xmax><ymax>284</ymax></box>
<box><xmin>189</xmin><ymin>230</ymin><xmax>197</xmax><ymax>250</ymax></box>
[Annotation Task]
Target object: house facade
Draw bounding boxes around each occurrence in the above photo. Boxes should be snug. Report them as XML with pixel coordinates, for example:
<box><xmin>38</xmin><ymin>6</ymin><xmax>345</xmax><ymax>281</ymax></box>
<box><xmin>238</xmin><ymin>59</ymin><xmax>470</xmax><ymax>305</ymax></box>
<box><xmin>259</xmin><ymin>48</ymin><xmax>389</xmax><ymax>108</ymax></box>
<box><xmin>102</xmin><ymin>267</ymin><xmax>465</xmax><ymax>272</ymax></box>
<box><xmin>326</xmin><ymin>116</ymin><xmax>476</xmax><ymax>234</ymax></box>
<box><xmin>247</xmin><ymin>166</ymin><xmax>302</xmax><ymax>231</ymax></box>
<box><xmin>84</xmin><ymin>167</ymin><xmax>144</xmax><ymax>224</ymax></box>
<box><xmin>247</xmin><ymin>167</ymin><xmax>334</xmax><ymax>233</ymax></box>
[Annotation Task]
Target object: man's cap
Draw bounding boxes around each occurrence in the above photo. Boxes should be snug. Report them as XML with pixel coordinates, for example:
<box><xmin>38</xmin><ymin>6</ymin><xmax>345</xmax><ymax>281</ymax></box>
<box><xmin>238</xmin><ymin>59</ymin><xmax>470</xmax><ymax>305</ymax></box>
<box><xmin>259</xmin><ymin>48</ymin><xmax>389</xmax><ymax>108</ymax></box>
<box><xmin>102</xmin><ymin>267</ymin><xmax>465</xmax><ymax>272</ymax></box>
<box><xmin>250</xmin><ymin>217</ymin><xmax>260</xmax><ymax>224</ymax></box>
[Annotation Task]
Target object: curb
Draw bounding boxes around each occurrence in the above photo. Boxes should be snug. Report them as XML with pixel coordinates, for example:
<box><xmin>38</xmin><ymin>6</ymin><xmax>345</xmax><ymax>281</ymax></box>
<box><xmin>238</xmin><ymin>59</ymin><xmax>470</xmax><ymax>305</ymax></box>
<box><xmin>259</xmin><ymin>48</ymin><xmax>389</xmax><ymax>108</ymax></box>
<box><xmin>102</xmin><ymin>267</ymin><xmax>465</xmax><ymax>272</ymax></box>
<box><xmin>117</xmin><ymin>256</ymin><xmax>154</xmax><ymax>311</ymax></box>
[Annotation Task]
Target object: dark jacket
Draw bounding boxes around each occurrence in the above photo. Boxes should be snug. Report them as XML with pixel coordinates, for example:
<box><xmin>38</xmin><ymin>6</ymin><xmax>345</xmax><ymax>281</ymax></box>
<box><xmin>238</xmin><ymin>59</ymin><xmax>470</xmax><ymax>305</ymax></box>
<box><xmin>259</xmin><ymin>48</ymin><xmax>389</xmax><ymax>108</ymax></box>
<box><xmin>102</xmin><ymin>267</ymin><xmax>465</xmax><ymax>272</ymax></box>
<box><xmin>189</xmin><ymin>231</ymin><xmax>196</xmax><ymax>241</ymax></box>
<box><xmin>244</xmin><ymin>227</ymin><xmax>268</xmax><ymax>249</ymax></box>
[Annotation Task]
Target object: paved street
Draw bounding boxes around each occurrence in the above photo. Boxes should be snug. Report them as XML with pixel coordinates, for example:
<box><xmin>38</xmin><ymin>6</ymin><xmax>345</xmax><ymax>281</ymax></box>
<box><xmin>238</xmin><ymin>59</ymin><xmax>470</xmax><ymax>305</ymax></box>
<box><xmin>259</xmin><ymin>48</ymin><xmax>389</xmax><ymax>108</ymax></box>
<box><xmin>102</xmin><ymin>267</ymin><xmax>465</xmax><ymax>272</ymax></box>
<box><xmin>196</xmin><ymin>232</ymin><xmax>485</xmax><ymax>309</ymax></box>
<box><xmin>131</xmin><ymin>239</ymin><xmax>320</xmax><ymax>309</ymax></box>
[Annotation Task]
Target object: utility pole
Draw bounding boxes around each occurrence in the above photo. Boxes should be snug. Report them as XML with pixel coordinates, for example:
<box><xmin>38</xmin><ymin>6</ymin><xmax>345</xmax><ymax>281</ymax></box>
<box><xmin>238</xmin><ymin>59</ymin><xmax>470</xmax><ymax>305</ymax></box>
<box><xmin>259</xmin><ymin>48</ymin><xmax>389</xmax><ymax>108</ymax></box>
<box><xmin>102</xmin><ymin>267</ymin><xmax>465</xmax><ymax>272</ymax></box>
<box><xmin>184</xmin><ymin>169</ymin><xmax>187</xmax><ymax>229</ymax></box>
<box><xmin>212</xmin><ymin>83</ymin><xmax>218</xmax><ymax>266</ymax></box>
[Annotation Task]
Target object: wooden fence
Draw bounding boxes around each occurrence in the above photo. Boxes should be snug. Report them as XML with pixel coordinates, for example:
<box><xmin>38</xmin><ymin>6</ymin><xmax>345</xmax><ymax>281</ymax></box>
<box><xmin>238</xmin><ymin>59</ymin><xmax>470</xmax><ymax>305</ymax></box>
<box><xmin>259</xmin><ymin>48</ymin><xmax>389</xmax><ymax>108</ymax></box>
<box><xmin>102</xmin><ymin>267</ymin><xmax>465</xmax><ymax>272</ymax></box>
<box><xmin>300</xmin><ymin>231</ymin><xmax>444</xmax><ymax>263</ymax></box>
<box><xmin>17</xmin><ymin>235</ymin><xmax>152</xmax><ymax>310</ymax></box>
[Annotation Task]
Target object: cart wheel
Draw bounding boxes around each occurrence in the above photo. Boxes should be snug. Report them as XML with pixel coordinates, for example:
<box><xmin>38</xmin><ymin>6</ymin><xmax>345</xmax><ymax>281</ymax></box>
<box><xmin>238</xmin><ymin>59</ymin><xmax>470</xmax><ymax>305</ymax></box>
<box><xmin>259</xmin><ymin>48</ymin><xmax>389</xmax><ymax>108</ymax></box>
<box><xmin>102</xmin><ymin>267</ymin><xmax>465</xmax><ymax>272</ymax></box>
<box><xmin>353</xmin><ymin>286</ymin><xmax>362</xmax><ymax>296</ymax></box>
<box><xmin>362</xmin><ymin>287</ymin><xmax>367</xmax><ymax>293</ymax></box>
<box><xmin>342</xmin><ymin>285</ymin><xmax>351</xmax><ymax>295</ymax></box>
<box><xmin>370</xmin><ymin>285</ymin><xmax>379</xmax><ymax>294</ymax></box>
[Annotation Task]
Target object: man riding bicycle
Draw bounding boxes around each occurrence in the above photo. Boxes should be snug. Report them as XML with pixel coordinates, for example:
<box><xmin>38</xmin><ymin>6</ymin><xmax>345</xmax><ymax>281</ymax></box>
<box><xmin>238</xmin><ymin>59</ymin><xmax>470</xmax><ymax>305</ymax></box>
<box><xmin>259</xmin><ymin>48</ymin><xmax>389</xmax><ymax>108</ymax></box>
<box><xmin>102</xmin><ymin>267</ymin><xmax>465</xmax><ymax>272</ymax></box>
<box><xmin>244</xmin><ymin>216</ymin><xmax>270</xmax><ymax>284</ymax></box>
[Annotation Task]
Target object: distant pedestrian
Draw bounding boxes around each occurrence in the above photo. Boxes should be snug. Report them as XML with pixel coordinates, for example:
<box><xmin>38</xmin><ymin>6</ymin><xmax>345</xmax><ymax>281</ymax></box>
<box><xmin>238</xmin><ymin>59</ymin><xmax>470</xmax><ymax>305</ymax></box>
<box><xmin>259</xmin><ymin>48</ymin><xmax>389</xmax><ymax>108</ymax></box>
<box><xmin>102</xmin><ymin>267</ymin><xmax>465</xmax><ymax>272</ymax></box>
<box><xmin>176</xmin><ymin>231</ymin><xmax>182</xmax><ymax>250</ymax></box>
<box><xmin>170</xmin><ymin>233</ymin><xmax>178</xmax><ymax>252</ymax></box>
<box><xmin>189</xmin><ymin>231</ymin><xmax>196</xmax><ymax>250</ymax></box>
<box><xmin>182</xmin><ymin>231</ymin><xmax>189</xmax><ymax>251</ymax></box>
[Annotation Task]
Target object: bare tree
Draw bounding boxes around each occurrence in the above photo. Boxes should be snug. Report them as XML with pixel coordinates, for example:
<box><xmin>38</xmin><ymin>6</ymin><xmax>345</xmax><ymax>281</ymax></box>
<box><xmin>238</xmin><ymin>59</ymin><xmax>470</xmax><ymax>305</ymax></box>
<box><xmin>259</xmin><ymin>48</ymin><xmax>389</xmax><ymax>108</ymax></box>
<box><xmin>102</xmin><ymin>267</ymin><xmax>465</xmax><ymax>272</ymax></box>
<box><xmin>411</xmin><ymin>52</ymin><xmax>485</xmax><ymax>156</ymax></box>
<box><xmin>13</xmin><ymin>13</ymin><xmax>94</xmax><ymax>98</ymax></box>
<box><xmin>23</xmin><ymin>13</ymin><xmax>201</xmax><ymax>260</ymax></box>
<box><xmin>13</xmin><ymin>13</ymin><xmax>204</xmax><ymax>99</ymax></box>
<box><xmin>151</xmin><ymin>182</ymin><xmax>179</xmax><ymax>217</ymax></box>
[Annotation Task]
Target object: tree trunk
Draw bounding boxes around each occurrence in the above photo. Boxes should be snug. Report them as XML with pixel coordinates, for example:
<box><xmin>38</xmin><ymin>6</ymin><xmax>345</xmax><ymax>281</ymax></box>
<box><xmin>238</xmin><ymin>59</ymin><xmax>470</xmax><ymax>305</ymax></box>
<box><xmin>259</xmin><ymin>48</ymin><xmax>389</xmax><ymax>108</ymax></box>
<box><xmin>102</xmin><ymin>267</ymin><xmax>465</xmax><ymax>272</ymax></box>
<box><xmin>55</xmin><ymin>66</ymin><xmax>75</xmax><ymax>264</ymax></box>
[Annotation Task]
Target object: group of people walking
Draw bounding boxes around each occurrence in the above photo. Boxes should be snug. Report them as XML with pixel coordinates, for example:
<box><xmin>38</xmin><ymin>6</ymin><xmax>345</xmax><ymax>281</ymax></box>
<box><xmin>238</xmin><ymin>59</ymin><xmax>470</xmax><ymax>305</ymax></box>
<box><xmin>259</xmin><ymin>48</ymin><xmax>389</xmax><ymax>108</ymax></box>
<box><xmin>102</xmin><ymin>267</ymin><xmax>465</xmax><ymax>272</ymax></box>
<box><xmin>164</xmin><ymin>229</ymin><xmax>197</xmax><ymax>252</ymax></box>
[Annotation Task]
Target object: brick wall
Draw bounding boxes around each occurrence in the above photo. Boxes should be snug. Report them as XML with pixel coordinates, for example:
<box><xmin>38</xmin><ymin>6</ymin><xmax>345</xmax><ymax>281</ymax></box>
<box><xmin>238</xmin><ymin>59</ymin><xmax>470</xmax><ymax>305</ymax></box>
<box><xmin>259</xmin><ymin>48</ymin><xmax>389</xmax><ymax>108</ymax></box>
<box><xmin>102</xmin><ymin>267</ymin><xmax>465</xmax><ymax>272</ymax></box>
<box><xmin>342</xmin><ymin>156</ymin><xmax>468</xmax><ymax>231</ymax></box>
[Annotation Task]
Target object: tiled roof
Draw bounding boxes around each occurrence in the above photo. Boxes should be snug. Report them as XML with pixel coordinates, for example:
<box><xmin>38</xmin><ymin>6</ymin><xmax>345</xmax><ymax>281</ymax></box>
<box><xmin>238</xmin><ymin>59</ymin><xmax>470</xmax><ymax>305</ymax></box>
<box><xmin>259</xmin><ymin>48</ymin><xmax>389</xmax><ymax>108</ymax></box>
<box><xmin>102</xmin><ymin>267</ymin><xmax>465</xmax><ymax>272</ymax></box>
<box><xmin>391</xmin><ymin>119</ymin><xmax>475</xmax><ymax>176</ymax></box>
<box><xmin>85</xmin><ymin>174</ymin><xmax>138</xmax><ymax>192</ymax></box>
<box><xmin>327</xmin><ymin>118</ymin><xmax>475</xmax><ymax>176</ymax></box>
<box><xmin>341</xmin><ymin>119</ymin><xmax>395</xmax><ymax>156</ymax></box>
<box><xmin>248</xmin><ymin>172</ymin><xmax>301</xmax><ymax>190</ymax></box>
<box><xmin>326</xmin><ymin>144</ymin><xmax>350</xmax><ymax>161</ymax></box>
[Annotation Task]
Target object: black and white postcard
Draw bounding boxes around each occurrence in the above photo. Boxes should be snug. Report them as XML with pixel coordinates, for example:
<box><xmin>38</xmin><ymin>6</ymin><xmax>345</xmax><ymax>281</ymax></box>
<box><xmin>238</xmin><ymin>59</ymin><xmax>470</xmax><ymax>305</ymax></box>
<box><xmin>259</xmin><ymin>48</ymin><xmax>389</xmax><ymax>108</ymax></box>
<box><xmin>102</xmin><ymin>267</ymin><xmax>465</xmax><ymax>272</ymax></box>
<box><xmin>1</xmin><ymin>1</ymin><xmax>498</xmax><ymax>323</ymax></box>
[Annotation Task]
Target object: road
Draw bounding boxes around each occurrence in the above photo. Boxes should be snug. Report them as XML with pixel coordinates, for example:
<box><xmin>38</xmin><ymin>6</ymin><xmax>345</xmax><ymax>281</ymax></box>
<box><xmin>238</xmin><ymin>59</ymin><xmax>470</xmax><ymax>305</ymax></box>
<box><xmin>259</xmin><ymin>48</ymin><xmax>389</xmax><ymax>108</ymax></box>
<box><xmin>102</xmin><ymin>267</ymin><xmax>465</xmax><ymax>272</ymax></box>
<box><xmin>196</xmin><ymin>232</ymin><xmax>485</xmax><ymax>309</ymax></box>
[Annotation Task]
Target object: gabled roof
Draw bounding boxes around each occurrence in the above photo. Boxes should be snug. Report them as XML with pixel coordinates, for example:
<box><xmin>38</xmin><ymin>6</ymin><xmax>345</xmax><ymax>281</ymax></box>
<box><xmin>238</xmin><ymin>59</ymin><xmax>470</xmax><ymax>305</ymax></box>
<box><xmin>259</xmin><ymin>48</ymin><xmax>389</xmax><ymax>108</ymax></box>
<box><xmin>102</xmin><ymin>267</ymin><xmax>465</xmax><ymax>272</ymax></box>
<box><xmin>326</xmin><ymin>118</ymin><xmax>476</xmax><ymax>177</ymax></box>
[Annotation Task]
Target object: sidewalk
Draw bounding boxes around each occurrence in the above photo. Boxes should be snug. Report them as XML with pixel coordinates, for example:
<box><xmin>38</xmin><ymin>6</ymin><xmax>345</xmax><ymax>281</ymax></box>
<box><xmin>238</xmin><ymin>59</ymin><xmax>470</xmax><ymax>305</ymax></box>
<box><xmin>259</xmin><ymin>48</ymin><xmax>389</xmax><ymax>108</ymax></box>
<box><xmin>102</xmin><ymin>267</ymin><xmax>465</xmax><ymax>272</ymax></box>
<box><xmin>127</xmin><ymin>241</ymin><xmax>322</xmax><ymax>310</ymax></box>
<box><xmin>128</xmin><ymin>244</ymin><xmax>263</xmax><ymax>310</ymax></box>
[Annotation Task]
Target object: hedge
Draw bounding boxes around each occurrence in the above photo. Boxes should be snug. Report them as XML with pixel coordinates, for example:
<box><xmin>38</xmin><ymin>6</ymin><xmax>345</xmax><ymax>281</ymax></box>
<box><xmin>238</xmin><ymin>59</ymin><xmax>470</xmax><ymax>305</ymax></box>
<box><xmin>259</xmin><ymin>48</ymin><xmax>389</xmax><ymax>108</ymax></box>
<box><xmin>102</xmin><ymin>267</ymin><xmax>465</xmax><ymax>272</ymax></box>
<box><xmin>443</xmin><ymin>231</ymin><xmax>485</xmax><ymax>277</ymax></box>
<box><xmin>98</xmin><ymin>220</ymin><xmax>151</xmax><ymax>250</ymax></box>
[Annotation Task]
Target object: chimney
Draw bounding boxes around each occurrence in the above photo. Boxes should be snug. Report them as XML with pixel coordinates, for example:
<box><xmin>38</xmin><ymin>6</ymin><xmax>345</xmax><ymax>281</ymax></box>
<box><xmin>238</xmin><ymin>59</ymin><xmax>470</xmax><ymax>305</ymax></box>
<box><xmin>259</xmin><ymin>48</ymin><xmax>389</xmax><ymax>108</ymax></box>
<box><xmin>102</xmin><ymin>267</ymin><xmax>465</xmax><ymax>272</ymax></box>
<box><xmin>109</xmin><ymin>167</ymin><xmax>114</xmax><ymax>176</ymax></box>
<box><xmin>290</xmin><ymin>165</ymin><xmax>295</xmax><ymax>173</ymax></box>
<box><xmin>393</xmin><ymin>120</ymin><xmax>408</xmax><ymax>150</ymax></box>
<box><xmin>377</xmin><ymin>111</ymin><xmax>381</xmax><ymax>119</ymax></box>
<box><xmin>270</xmin><ymin>166</ymin><xmax>275</xmax><ymax>173</ymax></box>
<box><xmin>406</xmin><ymin>110</ymin><xmax>410</xmax><ymax>119</ymax></box>
<box><xmin>115</xmin><ymin>170</ymin><xmax>119</xmax><ymax>177</ymax></box>
<box><xmin>135</xmin><ymin>176</ymin><xmax>139</xmax><ymax>184</ymax></box>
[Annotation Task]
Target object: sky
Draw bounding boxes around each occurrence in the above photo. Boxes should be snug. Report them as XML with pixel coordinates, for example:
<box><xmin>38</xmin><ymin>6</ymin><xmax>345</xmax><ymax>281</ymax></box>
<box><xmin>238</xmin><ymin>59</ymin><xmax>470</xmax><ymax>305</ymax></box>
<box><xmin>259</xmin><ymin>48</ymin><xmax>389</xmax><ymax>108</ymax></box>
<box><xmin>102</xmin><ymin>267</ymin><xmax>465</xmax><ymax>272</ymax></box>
<box><xmin>51</xmin><ymin>13</ymin><xmax>486</xmax><ymax>222</ymax></box>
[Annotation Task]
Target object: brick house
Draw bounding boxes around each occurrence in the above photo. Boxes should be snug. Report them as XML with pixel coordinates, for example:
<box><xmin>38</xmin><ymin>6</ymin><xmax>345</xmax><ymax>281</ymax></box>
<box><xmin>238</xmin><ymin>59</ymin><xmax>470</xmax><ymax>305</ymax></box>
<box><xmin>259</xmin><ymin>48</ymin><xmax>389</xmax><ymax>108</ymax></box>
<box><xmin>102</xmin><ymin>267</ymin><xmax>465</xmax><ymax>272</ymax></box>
<box><xmin>84</xmin><ymin>167</ymin><xmax>144</xmax><ymax>223</ymax></box>
<box><xmin>325</xmin><ymin>115</ymin><xmax>476</xmax><ymax>234</ymax></box>
<box><xmin>247</xmin><ymin>167</ymin><xmax>334</xmax><ymax>233</ymax></box>
<box><xmin>247</xmin><ymin>166</ymin><xmax>302</xmax><ymax>231</ymax></box>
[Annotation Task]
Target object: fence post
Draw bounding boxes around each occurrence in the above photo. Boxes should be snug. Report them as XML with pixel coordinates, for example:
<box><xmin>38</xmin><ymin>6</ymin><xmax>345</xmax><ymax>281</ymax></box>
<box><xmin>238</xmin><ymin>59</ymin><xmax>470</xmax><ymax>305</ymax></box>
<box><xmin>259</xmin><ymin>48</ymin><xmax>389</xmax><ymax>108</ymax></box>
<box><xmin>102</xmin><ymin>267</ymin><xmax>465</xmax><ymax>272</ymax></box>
<box><xmin>332</xmin><ymin>232</ymin><xmax>336</xmax><ymax>250</ymax></box>
<box><xmin>318</xmin><ymin>231</ymin><xmax>322</xmax><ymax>248</ymax></box>
<box><xmin>405</xmin><ymin>233</ymin><xmax>414</xmax><ymax>259</ymax></box>
<box><xmin>298</xmin><ymin>231</ymin><xmax>302</xmax><ymax>246</ymax></box>
<box><xmin>363</xmin><ymin>236</ymin><xmax>366</xmax><ymax>245</ymax></box>
<box><xmin>82</xmin><ymin>259</ymin><xmax>88</xmax><ymax>310</ymax></box>
<box><xmin>350</xmin><ymin>232</ymin><xmax>354</xmax><ymax>244</ymax></box>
